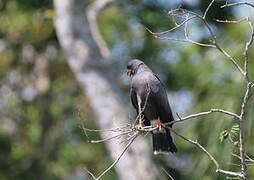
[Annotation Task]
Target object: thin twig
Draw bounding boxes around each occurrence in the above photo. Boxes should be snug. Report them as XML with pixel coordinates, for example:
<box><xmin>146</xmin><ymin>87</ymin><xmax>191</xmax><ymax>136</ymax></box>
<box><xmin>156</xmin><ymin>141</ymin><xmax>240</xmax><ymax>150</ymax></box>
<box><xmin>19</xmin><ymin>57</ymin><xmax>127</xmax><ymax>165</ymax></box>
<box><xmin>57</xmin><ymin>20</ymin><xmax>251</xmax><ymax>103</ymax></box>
<box><xmin>88</xmin><ymin>133</ymin><xmax>139</xmax><ymax>180</ymax></box>
<box><xmin>184</xmin><ymin>14</ymin><xmax>190</xmax><ymax>39</ymax></box>
<box><xmin>180</xmin><ymin>109</ymin><xmax>240</xmax><ymax>120</ymax></box>
<box><xmin>231</xmin><ymin>152</ymin><xmax>242</xmax><ymax>160</ymax></box>
<box><xmin>152</xmin><ymin>34</ymin><xmax>216</xmax><ymax>48</ymax></box>
<box><xmin>84</xmin><ymin>167</ymin><xmax>97</xmax><ymax>180</ymax></box>
<box><xmin>232</xmin><ymin>152</ymin><xmax>254</xmax><ymax>163</ymax></box>
<box><xmin>243</xmin><ymin>20</ymin><xmax>254</xmax><ymax>80</ymax></box>
<box><xmin>146</xmin><ymin>15</ymin><xmax>196</xmax><ymax>36</ymax></box>
<box><xmin>169</xmin><ymin>128</ymin><xmax>244</xmax><ymax>178</ymax></box>
<box><xmin>145</xmin><ymin>3</ymin><xmax>254</xmax><ymax>179</ymax></box>
<box><xmin>81</xmin><ymin>124</ymin><xmax>131</xmax><ymax>133</ymax></box>
<box><xmin>154</xmin><ymin>7</ymin><xmax>247</xmax><ymax>77</ymax></box>
<box><xmin>215</xmin><ymin>44</ymin><xmax>245</xmax><ymax>77</ymax></box>
<box><xmin>135</xmin><ymin>122</ymin><xmax>243</xmax><ymax>177</ymax></box>
<box><xmin>240</xmin><ymin>83</ymin><xmax>252</xmax><ymax>120</ymax></box>
<box><xmin>161</xmin><ymin>167</ymin><xmax>174</xmax><ymax>180</ymax></box>
<box><xmin>245</xmin><ymin>154</ymin><xmax>254</xmax><ymax>163</ymax></box>
<box><xmin>90</xmin><ymin>130</ymin><xmax>134</xmax><ymax>143</ymax></box>
<box><xmin>238</xmin><ymin>82</ymin><xmax>252</xmax><ymax>179</ymax></box>
<box><xmin>203</xmin><ymin>0</ymin><xmax>215</xmax><ymax>19</ymax></box>
<box><xmin>228</xmin><ymin>162</ymin><xmax>241</xmax><ymax>167</ymax></box>
<box><xmin>215</xmin><ymin>17</ymin><xmax>248</xmax><ymax>24</ymax></box>
<box><xmin>221</xmin><ymin>2</ymin><xmax>254</xmax><ymax>9</ymax></box>
<box><xmin>164</xmin><ymin>109</ymin><xmax>240</xmax><ymax>126</ymax></box>
<box><xmin>178</xmin><ymin>8</ymin><xmax>217</xmax><ymax>40</ymax></box>
<box><xmin>119</xmin><ymin>131</ymin><xmax>139</xmax><ymax>144</ymax></box>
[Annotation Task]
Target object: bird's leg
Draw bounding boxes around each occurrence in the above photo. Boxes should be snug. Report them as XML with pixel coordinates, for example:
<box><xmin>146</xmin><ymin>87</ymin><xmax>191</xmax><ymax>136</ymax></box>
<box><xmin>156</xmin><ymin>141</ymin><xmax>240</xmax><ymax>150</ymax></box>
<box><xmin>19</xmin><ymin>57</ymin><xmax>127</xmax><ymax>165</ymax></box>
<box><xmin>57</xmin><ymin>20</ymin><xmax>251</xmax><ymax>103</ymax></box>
<box><xmin>134</xmin><ymin>107</ymin><xmax>144</xmax><ymax>130</ymax></box>
<box><xmin>156</xmin><ymin>118</ymin><xmax>165</xmax><ymax>131</ymax></box>
<box><xmin>134</xmin><ymin>123</ymin><xmax>144</xmax><ymax>130</ymax></box>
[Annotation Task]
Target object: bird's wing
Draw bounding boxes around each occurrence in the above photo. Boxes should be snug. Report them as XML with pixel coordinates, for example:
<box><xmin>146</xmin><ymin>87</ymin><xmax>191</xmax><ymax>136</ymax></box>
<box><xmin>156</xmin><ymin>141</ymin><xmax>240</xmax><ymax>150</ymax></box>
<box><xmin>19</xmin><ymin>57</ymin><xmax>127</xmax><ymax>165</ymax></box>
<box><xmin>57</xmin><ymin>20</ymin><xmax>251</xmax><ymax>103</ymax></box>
<box><xmin>130</xmin><ymin>87</ymin><xmax>138</xmax><ymax>113</ymax></box>
<box><xmin>148</xmin><ymin>73</ymin><xmax>174</xmax><ymax>125</ymax></box>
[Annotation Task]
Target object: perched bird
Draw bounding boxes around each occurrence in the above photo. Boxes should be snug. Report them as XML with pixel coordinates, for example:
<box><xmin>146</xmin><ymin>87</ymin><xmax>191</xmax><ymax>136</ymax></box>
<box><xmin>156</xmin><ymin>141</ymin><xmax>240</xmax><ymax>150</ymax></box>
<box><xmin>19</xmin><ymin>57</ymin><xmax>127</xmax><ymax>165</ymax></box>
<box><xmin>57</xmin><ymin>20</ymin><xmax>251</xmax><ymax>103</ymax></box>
<box><xmin>127</xmin><ymin>59</ymin><xmax>177</xmax><ymax>154</ymax></box>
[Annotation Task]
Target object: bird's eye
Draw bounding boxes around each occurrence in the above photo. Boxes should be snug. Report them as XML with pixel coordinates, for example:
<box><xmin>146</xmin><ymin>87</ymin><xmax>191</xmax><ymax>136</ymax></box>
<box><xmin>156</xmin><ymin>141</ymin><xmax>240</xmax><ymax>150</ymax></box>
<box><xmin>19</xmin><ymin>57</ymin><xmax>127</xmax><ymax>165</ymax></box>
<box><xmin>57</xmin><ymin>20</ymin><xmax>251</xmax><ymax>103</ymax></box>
<box><xmin>127</xmin><ymin>65</ymin><xmax>131</xmax><ymax>69</ymax></box>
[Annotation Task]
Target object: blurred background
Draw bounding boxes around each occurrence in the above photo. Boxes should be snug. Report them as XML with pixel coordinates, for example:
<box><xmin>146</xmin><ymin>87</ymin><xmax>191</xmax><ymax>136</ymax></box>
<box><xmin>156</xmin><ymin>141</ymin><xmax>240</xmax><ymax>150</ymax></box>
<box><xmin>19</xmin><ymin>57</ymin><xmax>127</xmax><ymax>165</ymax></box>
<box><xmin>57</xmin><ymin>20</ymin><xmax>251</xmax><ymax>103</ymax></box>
<box><xmin>0</xmin><ymin>0</ymin><xmax>254</xmax><ymax>179</ymax></box>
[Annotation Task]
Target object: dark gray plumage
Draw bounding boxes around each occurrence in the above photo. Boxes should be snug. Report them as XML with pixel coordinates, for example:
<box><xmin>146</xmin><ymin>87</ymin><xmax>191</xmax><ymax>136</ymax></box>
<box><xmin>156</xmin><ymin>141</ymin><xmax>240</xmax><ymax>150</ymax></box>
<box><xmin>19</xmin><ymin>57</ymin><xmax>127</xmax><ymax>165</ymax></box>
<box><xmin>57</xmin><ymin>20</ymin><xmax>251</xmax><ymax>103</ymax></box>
<box><xmin>127</xmin><ymin>59</ymin><xmax>177</xmax><ymax>154</ymax></box>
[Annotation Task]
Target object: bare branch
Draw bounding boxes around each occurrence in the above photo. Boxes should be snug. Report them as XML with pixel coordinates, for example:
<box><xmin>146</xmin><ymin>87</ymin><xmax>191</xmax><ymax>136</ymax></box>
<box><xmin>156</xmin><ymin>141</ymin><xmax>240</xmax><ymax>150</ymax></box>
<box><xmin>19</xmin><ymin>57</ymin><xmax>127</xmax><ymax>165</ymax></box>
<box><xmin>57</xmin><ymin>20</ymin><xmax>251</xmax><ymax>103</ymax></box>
<box><xmin>132</xmin><ymin>122</ymin><xmax>243</xmax><ymax>178</ymax></box>
<box><xmin>245</xmin><ymin>154</ymin><xmax>254</xmax><ymax>163</ymax></box>
<box><xmin>153</xmin><ymin>7</ymin><xmax>247</xmax><ymax>78</ymax></box>
<box><xmin>243</xmin><ymin>20</ymin><xmax>254</xmax><ymax>80</ymax></box>
<box><xmin>240</xmin><ymin>82</ymin><xmax>252</xmax><ymax>119</ymax></box>
<box><xmin>150</xmin><ymin>33</ymin><xmax>216</xmax><ymax>48</ymax></box>
<box><xmin>81</xmin><ymin>124</ymin><xmax>131</xmax><ymax>133</ymax></box>
<box><xmin>184</xmin><ymin>14</ymin><xmax>190</xmax><ymax>39</ymax></box>
<box><xmin>221</xmin><ymin>2</ymin><xmax>254</xmax><ymax>9</ymax></box>
<box><xmin>169</xmin><ymin>128</ymin><xmax>244</xmax><ymax>178</ymax></box>
<box><xmin>232</xmin><ymin>152</ymin><xmax>242</xmax><ymax>160</ymax></box>
<box><xmin>238</xmin><ymin>82</ymin><xmax>253</xmax><ymax>179</ymax></box>
<box><xmin>90</xmin><ymin>130</ymin><xmax>134</xmax><ymax>143</ymax></box>
<box><xmin>215</xmin><ymin>45</ymin><xmax>245</xmax><ymax>77</ymax></box>
<box><xmin>203</xmin><ymin>0</ymin><xmax>215</xmax><ymax>19</ymax></box>
<box><xmin>89</xmin><ymin>133</ymin><xmax>139</xmax><ymax>180</ymax></box>
<box><xmin>163</xmin><ymin>109</ymin><xmax>240</xmax><ymax>127</ymax></box>
<box><xmin>232</xmin><ymin>153</ymin><xmax>254</xmax><ymax>163</ymax></box>
<box><xmin>146</xmin><ymin>15</ymin><xmax>196</xmax><ymax>36</ymax></box>
<box><xmin>161</xmin><ymin>168</ymin><xmax>174</xmax><ymax>180</ymax></box>
<box><xmin>217</xmin><ymin>169</ymin><xmax>243</xmax><ymax>178</ymax></box>
<box><xmin>215</xmin><ymin>17</ymin><xmax>248</xmax><ymax>24</ymax></box>
<box><xmin>178</xmin><ymin>8</ymin><xmax>217</xmax><ymax>40</ymax></box>
<box><xmin>179</xmin><ymin>109</ymin><xmax>240</xmax><ymax>121</ymax></box>
<box><xmin>85</xmin><ymin>167</ymin><xmax>97</xmax><ymax>180</ymax></box>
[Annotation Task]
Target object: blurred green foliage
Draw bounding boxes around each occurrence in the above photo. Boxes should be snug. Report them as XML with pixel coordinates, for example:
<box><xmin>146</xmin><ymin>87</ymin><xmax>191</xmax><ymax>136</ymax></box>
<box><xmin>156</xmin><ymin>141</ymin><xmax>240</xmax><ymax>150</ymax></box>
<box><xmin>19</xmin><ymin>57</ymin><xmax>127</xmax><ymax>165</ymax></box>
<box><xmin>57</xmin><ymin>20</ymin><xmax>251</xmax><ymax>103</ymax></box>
<box><xmin>0</xmin><ymin>0</ymin><xmax>254</xmax><ymax>180</ymax></box>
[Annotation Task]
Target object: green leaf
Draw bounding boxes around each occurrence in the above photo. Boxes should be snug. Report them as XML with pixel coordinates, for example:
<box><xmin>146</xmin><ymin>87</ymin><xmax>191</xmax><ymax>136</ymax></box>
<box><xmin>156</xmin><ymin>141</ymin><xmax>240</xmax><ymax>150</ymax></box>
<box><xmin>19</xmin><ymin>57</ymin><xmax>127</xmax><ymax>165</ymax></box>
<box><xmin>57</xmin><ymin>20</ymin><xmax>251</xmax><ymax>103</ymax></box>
<box><xmin>230</xmin><ymin>124</ymin><xmax>240</xmax><ymax>135</ymax></box>
<box><xmin>219</xmin><ymin>130</ymin><xmax>229</xmax><ymax>142</ymax></box>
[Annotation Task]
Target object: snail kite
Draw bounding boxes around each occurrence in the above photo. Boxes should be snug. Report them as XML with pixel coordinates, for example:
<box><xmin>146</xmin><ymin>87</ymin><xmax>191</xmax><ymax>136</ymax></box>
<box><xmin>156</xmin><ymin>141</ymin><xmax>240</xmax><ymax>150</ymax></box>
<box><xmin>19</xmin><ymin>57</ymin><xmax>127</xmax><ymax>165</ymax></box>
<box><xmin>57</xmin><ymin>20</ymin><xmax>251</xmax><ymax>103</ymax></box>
<box><xmin>127</xmin><ymin>59</ymin><xmax>177</xmax><ymax>154</ymax></box>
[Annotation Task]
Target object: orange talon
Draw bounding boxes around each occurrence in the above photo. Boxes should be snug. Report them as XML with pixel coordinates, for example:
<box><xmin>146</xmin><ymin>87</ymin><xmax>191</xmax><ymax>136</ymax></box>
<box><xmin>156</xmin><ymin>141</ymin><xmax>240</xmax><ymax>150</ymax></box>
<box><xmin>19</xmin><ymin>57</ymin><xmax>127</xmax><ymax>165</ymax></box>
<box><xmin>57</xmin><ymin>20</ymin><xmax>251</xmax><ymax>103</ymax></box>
<box><xmin>156</xmin><ymin>119</ymin><xmax>165</xmax><ymax>131</ymax></box>
<box><xmin>134</xmin><ymin>124</ymin><xmax>144</xmax><ymax>130</ymax></box>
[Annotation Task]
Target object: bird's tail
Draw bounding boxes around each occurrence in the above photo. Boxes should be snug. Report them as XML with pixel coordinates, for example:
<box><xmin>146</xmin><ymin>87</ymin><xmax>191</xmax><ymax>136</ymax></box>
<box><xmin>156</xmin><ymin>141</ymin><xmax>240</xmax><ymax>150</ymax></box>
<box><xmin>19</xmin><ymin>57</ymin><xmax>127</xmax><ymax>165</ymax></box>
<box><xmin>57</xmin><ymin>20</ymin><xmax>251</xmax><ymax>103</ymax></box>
<box><xmin>152</xmin><ymin>128</ymin><xmax>177</xmax><ymax>154</ymax></box>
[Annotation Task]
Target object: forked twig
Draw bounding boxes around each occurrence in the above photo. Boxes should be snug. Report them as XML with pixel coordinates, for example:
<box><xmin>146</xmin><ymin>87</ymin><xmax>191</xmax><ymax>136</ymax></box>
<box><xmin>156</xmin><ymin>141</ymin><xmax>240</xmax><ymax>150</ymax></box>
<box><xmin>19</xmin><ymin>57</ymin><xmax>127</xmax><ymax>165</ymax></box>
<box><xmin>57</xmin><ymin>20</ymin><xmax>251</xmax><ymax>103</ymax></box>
<box><xmin>147</xmin><ymin>2</ymin><xmax>254</xmax><ymax>178</ymax></box>
<box><xmin>221</xmin><ymin>2</ymin><xmax>254</xmax><ymax>9</ymax></box>
<box><xmin>169</xmin><ymin>128</ymin><xmax>243</xmax><ymax>178</ymax></box>
<box><xmin>87</xmin><ymin>132</ymin><xmax>139</xmax><ymax>180</ymax></box>
<box><xmin>90</xmin><ymin>130</ymin><xmax>134</xmax><ymax>143</ymax></box>
<box><xmin>81</xmin><ymin>123</ymin><xmax>131</xmax><ymax>133</ymax></box>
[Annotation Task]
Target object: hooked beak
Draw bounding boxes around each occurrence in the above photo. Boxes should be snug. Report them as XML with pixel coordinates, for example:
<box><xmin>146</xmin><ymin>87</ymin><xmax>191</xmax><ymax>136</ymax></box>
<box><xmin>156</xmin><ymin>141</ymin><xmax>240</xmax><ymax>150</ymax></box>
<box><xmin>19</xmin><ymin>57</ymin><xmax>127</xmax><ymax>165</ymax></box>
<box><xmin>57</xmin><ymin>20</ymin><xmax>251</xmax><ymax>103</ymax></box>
<box><xmin>126</xmin><ymin>68</ymin><xmax>132</xmax><ymax>76</ymax></box>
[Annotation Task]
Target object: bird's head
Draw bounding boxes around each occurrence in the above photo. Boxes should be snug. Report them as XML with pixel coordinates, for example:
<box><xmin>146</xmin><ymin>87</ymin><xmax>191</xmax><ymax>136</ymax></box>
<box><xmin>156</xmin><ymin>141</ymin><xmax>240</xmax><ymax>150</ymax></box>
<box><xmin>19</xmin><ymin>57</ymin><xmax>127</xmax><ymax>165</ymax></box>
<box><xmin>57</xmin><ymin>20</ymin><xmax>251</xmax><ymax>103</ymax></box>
<box><xmin>126</xmin><ymin>59</ymin><xmax>144</xmax><ymax>77</ymax></box>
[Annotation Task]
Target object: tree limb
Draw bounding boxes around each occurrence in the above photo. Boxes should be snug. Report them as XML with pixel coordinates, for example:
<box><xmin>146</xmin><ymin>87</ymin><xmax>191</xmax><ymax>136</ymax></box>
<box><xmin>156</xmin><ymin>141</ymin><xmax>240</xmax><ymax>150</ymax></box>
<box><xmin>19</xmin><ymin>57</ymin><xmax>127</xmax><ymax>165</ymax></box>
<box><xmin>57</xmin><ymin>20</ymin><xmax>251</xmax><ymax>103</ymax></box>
<box><xmin>221</xmin><ymin>2</ymin><xmax>254</xmax><ymax>9</ymax></box>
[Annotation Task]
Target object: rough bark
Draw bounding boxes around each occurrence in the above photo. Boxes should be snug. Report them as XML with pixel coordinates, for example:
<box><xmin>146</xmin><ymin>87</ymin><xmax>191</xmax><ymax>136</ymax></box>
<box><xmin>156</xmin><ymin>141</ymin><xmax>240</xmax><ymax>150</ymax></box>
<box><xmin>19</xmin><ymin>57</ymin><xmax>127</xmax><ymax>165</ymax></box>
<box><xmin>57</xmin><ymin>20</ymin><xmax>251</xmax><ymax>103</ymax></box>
<box><xmin>53</xmin><ymin>0</ymin><xmax>163</xmax><ymax>179</ymax></box>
